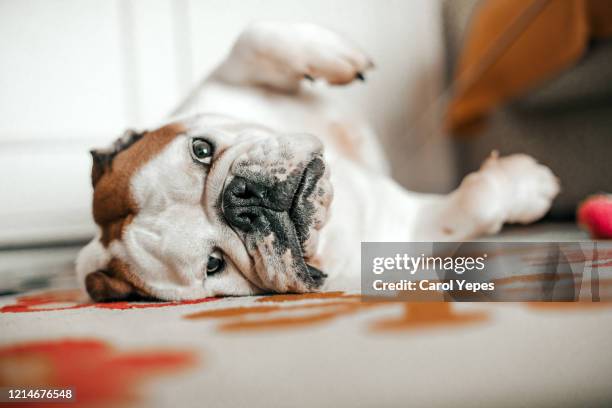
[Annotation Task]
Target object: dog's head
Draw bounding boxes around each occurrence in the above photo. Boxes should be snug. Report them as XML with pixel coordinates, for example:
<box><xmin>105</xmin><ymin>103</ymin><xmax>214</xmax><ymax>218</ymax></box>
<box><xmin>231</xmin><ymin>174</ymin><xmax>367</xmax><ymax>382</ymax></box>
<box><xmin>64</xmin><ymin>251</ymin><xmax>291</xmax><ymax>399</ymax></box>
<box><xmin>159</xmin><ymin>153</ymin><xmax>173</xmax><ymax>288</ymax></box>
<box><xmin>77</xmin><ymin>114</ymin><xmax>333</xmax><ymax>301</ymax></box>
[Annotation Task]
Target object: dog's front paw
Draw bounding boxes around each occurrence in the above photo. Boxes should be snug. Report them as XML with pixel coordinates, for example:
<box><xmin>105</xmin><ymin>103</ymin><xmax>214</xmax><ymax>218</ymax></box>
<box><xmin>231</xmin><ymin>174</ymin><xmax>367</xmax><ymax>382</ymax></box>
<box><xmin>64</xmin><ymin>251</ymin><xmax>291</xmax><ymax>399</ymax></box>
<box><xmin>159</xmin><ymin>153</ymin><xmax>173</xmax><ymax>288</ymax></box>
<box><xmin>247</xmin><ymin>22</ymin><xmax>374</xmax><ymax>86</ymax></box>
<box><xmin>291</xmin><ymin>24</ymin><xmax>374</xmax><ymax>85</ymax></box>
<box><xmin>480</xmin><ymin>152</ymin><xmax>560</xmax><ymax>224</ymax></box>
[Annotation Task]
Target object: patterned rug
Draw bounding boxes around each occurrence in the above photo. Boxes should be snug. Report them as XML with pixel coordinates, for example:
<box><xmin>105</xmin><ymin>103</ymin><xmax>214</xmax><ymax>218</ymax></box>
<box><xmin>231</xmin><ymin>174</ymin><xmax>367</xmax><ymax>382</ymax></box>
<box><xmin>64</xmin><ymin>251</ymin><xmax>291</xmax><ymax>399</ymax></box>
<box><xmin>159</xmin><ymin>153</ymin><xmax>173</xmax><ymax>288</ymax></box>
<box><xmin>1</xmin><ymin>289</ymin><xmax>612</xmax><ymax>408</ymax></box>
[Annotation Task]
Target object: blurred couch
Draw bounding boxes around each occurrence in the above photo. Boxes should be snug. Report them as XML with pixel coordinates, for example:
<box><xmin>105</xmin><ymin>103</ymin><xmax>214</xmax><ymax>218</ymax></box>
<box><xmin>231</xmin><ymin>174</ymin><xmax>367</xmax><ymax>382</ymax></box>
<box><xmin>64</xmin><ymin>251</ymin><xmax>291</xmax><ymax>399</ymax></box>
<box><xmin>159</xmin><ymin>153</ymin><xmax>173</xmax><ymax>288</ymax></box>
<box><xmin>442</xmin><ymin>0</ymin><xmax>612</xmax><ymax>218</ymax></box>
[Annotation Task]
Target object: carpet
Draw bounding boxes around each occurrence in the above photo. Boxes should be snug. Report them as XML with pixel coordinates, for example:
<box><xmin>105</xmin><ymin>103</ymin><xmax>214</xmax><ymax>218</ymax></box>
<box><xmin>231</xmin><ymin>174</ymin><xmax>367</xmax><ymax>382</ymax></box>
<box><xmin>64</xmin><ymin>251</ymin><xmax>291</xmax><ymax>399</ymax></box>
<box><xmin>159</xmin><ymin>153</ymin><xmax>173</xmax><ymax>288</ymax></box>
<box><xmin>1</xmin><ymin>287</ymin><xmax>612</xmax><ymax>407</ymax></box>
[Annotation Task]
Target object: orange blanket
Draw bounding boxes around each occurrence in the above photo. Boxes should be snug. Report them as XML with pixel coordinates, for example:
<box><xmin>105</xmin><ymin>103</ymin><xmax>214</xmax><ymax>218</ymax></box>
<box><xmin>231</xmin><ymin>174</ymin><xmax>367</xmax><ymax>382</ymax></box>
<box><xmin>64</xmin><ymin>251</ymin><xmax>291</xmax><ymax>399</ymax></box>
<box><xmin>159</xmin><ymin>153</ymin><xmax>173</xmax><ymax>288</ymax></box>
<box><xmin>446</xmin><ymin>0</ymin><xmax>612</xmax><ymax>135</ymax></box>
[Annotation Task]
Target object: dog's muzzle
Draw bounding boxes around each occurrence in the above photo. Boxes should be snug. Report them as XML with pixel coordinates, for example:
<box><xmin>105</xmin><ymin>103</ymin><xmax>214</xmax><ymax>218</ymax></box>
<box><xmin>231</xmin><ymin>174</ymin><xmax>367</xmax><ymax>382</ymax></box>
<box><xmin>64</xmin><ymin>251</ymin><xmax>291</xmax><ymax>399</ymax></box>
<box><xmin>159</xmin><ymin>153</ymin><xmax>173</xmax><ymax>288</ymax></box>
<box><xmin>221</xmin><ymin>156</ymin><xmax>328</xmax><ymax>292</ymax></box>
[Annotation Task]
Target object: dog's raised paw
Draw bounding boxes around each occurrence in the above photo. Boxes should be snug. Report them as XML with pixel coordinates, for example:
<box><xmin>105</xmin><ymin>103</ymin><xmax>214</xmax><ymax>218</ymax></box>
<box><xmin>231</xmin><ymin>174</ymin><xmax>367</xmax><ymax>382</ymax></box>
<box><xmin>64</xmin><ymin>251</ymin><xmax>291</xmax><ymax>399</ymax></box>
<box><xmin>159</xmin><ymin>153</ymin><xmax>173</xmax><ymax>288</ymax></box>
<box><xmin>480</xmin><ymin>152</ymin><xmax>560</xmax><ymax>224</ymax></box>
<box><xmin>246</xmin><ymin>21</ymin><xmax>374</xmax><ymax>87</ymax></box>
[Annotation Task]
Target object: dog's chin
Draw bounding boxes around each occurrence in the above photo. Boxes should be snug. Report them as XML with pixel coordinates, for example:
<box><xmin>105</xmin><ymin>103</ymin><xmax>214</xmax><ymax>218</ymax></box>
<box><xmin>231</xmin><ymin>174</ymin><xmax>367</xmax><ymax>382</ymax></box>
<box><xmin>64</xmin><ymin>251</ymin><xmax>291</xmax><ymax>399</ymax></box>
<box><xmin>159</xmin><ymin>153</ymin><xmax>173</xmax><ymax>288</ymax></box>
<box><xmin>241</xmin><ymin>156</ymin><xmax>332</xmax><ymax>293</ymax></box>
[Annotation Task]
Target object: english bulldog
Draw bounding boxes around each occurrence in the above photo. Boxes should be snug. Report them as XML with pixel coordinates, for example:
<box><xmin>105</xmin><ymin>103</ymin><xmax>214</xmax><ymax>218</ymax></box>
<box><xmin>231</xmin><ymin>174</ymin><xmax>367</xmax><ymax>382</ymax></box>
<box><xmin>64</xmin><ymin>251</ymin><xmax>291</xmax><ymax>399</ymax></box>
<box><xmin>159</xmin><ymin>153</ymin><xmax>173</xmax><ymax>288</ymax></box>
<box><xmin>76</xmin><ymin>22</ymin><xmax>559</xmax><ymax>301</ymax></box>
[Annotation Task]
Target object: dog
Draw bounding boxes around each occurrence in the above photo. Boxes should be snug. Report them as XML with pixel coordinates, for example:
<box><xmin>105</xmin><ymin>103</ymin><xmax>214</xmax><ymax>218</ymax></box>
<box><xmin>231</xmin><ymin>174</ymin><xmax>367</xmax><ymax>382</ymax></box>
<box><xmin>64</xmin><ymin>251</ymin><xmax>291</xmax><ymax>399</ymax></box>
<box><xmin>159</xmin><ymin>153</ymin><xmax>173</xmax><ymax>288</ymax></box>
<box><xmin>76</xmin><ymin>22</ymin><xmax>559</xmax><ymax>301</ymax></box>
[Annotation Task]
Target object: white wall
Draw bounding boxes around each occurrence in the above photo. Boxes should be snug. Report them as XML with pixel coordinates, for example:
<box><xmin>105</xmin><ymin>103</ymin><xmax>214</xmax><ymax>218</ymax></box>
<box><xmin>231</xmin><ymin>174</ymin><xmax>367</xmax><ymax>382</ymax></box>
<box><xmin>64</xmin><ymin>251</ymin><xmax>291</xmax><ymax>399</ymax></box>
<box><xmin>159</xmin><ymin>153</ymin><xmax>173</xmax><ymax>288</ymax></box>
<box><xmin>0</xmin><ymin>0</ymin><xmax>451</xmax><ymax>246</ymax></box>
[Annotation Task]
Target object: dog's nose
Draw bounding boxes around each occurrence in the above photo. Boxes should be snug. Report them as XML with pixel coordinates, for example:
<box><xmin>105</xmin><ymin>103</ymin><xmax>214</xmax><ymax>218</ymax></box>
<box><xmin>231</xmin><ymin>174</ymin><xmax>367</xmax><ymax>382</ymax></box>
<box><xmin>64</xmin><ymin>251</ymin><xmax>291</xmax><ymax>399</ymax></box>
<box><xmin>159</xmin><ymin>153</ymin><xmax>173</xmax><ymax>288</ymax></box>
<box><xmin>229</xmin><ymin>177</ymin><xmax>266</xmax><ymax>201</ymax></box>
<box><xmin>223</xmin><ymin>177</ymin><xmax>270</xmax><ymax>233</ymax></box>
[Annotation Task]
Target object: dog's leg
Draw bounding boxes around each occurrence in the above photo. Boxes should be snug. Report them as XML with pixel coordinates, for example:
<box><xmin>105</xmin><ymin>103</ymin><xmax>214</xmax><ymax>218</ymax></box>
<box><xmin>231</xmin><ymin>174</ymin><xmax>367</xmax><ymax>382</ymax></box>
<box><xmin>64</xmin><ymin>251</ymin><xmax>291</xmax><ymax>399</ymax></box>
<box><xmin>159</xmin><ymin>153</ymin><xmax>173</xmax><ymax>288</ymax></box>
<box><xmin>209</xmin><ymin>21</ymin><xmax>374</xmax><ymax>92</ymax></box>
<box><xmin>413</xmin><ymin>152</ymin><xmax>560</xmax><ymax>241</ymax></box>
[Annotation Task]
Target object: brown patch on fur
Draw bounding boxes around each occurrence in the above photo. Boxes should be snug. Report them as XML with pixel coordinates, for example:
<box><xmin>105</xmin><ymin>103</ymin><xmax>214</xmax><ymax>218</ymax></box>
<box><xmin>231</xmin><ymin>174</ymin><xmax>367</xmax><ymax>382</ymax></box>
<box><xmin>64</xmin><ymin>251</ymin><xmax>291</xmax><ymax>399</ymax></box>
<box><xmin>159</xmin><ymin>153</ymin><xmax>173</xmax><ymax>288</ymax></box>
<box><xmin>92</xmin><ymin>123</ymin><xmax>185</xmax><ymax>246</ymax></box>
<box><xmin>86</xmin><ymin>124</ymin><xmax>185</xmax><ymax>301</ymax></box>
<box><xmin>328</xmin><ymin>123</ymin><xmax>362</xmax><ymax>164</ymax></box>
<box><xmin>442</xmin><ymin>226</ymin><xmax>454</xmax><ymax>235</ymax></box>
<box><xmin>85</xmin><ymin>258</ymin><xmax>152</xmax><ymax>302</ymax></box>
<box><xmin>85</xmin><ymin>270</ymin><xmax>137</xmax><ymax>302</ymax></box>
<box><xmin>91</xmin><ymin>157</ymin><xmax>106</xmax><ymax>187</ymax></box>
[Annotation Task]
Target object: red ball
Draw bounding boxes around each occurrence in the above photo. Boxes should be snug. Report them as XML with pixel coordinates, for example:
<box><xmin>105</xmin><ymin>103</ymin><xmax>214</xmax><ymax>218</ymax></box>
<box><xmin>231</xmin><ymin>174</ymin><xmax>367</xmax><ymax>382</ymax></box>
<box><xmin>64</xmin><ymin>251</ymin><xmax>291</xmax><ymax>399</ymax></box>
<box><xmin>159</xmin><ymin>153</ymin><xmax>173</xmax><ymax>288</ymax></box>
<box><xmin>577</xmin><ymin>194</ymin><xmax>612</xmax><ymax>239</ymax></box>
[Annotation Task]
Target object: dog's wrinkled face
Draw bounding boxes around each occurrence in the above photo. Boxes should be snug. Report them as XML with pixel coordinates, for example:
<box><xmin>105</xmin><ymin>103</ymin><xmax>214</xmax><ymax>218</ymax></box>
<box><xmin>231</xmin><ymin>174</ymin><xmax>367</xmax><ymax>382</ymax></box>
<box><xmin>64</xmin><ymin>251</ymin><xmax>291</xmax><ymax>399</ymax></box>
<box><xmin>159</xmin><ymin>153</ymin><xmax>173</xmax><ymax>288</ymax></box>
<box><xmin>76</xmin><ymin>114</ymin><xmax>333</xmax><ymax>301</ymax></box>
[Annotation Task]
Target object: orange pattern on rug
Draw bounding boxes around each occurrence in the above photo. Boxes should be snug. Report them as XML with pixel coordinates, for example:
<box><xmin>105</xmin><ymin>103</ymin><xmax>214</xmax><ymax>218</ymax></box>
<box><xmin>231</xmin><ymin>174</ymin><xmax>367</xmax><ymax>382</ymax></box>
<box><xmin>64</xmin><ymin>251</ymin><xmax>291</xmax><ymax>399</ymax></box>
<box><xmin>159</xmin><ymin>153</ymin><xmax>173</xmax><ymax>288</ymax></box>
<box><xmin>0</xmin><ymin>339</ymin><xmax>196</xmax><ymax>408</ymax></box>
<box><xmin>185</xmin><ymin>292</ymin><xmax>489</xmax><ymax>332</ymax></box>
<box><xmin>0</xmin><ymin>290</ymin><xmax>219</xmax><ymax>313</ymax></box>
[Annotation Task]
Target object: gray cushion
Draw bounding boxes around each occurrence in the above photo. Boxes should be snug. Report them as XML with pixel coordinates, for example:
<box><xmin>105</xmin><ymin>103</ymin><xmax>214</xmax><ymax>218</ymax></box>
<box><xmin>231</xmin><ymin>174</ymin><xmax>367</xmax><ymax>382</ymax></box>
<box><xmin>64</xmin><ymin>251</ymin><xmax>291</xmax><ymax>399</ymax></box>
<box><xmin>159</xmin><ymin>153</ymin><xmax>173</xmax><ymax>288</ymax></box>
<box><xmin>443</xmin><ymin>0</ymin><xmax>612</xmax><ymax>217</ymax></box>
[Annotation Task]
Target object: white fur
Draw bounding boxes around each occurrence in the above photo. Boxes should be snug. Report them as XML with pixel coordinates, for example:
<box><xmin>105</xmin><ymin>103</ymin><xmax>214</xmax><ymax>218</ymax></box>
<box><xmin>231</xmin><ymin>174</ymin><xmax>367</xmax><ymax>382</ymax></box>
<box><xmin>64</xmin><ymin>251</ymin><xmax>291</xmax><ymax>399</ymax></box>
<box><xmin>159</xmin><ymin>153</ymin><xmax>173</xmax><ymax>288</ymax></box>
<box><xmin>75</xmin><ymin>234</ymin><xmax>110</xmax><ymax>291</ymax></box>
<box><xmin>78</xmin><ymin>21</ymin><xmax>560</xmax><ymax>299</ymax></box>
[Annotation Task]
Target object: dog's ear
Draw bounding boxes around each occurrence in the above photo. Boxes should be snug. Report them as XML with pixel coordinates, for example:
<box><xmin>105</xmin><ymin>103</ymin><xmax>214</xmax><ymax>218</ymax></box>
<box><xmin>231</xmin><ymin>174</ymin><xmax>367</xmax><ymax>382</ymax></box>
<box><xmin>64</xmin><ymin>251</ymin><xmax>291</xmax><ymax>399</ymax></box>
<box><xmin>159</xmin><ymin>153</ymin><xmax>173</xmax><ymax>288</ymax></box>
<box><xmin>85</xmin><ymin>270</ymin><xmax>140</xmax><ymax>302</ymax></box>
<box><xmin>90</xmin><ymin>150</ymin><xmax>112</xmax><ymax>187</ymax></box>
<box><xmin>90</xmin><ymin>129</ymin><xmax>145</xmax><ymax>187</ymax></box>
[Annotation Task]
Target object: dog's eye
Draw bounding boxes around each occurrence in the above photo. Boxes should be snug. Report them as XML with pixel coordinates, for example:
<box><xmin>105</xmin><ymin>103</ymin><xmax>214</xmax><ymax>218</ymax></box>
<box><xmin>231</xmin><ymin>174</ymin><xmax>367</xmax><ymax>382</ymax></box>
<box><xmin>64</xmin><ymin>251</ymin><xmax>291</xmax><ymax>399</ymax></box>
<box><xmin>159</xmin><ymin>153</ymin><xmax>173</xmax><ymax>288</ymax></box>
<box><xmin>191</xmin><ymin>138</ymin><xmax>214</xmax><ymax>164</ymax></box>
<box><xmin>206</xmin><ymin>250</ymin><xmax>225</xmax><ymax>276</ymax></box>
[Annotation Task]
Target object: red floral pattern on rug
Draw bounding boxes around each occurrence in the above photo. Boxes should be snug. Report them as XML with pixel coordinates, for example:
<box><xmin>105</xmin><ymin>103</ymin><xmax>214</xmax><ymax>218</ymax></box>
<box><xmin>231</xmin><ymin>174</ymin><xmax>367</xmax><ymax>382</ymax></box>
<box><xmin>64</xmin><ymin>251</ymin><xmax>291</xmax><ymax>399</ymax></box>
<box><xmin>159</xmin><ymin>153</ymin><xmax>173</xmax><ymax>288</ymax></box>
<box><xmin>0</xmin><ymin>290</ymin><xmax>219</xmax><ymax>313</ymax></box>
<box><xmin>0</xmin><ymin>339</ymin><xmax>196</xmax><ymax>407</ymax></box>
